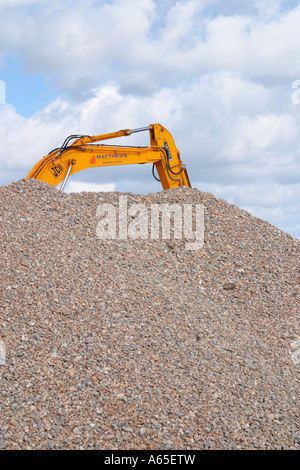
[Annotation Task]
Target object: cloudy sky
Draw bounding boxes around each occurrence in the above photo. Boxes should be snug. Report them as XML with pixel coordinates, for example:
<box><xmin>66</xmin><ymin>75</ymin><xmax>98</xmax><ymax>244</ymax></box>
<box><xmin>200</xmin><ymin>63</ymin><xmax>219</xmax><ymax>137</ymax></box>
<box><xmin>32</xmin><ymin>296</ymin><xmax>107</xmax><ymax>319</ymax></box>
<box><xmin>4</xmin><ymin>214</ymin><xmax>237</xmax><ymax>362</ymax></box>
<box><xmin>0</xmin><ymin>0</ymin><xmax>300</xmax><ymax>238</ymax></box>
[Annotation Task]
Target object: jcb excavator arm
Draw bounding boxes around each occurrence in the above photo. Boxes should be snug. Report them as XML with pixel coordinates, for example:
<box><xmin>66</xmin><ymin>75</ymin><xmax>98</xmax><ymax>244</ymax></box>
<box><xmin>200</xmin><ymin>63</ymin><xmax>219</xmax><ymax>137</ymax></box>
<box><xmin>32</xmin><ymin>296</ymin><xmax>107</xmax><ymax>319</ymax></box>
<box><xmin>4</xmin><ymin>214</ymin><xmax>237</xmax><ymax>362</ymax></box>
<box><xmin>26</xmin><ymin>123</ymin><xmax>191</xmax><ymax>191</ymax></box>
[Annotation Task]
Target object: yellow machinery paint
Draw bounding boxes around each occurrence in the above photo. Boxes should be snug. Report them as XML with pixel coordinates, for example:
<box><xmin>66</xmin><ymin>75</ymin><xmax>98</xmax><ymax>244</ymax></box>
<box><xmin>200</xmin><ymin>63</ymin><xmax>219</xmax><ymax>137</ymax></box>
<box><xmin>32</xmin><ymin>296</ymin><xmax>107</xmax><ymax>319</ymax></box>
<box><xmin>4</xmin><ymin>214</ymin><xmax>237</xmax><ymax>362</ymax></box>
<box><xmin>26</xmin><ymin>123</ymin><xmax>191</xmax><ymax>190</ymax></box>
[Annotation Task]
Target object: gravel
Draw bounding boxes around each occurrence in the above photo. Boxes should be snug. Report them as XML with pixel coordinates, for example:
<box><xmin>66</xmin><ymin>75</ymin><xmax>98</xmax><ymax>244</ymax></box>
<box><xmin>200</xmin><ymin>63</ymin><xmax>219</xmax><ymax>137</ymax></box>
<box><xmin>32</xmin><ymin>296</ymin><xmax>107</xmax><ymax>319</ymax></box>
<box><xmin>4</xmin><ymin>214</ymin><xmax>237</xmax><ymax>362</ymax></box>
<box><xmin>0</xmin><ymin>178</ymin><xmax>299</xmax><ymax>450</ymax></box>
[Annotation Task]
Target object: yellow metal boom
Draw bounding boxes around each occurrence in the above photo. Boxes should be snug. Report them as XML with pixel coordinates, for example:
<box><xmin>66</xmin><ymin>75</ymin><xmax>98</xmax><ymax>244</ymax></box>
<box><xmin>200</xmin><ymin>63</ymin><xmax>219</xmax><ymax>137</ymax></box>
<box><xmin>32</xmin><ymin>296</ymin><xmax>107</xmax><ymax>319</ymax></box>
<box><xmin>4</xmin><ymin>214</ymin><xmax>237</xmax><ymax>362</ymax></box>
<box><xmin>26</xmin><ymin>123</ymin><xmax>191</xmax><ymax>190</ymax></box>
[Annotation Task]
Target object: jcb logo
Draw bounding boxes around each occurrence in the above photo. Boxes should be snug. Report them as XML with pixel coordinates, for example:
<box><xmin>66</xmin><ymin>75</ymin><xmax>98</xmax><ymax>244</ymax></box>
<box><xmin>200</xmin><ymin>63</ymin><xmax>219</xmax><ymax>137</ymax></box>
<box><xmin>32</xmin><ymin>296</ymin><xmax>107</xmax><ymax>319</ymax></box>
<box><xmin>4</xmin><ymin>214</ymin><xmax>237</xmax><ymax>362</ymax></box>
<box><xmin>49</xmin><ymin>164</ymin><xmax>64</xmax><ymax>178</ymax></box>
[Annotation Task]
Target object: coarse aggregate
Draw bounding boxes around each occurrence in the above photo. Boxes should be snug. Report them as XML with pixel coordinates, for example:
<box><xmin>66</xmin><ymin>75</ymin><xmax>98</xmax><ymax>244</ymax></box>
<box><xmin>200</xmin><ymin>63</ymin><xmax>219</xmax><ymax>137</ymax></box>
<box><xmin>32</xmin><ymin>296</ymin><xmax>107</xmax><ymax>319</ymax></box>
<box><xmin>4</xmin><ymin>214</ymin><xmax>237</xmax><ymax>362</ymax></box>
<box><xmin>0</xmin><ymin>178</ymin><xmax>299</xmax><ymax>450</ymax></box>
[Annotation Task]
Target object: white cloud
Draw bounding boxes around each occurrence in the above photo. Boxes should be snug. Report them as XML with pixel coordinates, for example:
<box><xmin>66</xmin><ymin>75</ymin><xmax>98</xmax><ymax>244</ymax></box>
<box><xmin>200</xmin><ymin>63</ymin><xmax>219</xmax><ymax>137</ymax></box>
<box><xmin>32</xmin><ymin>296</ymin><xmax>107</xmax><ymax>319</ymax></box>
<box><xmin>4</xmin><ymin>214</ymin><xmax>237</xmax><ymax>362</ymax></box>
<box><xmin>197</xmin><ymin>181</ymin><xmax>299</xmax><ymax>207</ymax></box>
<box><xmin>65</xmin><ymin>181</ymin><xmax>116</xmax><ymax>193</ymax></box>
<box><xmin>1</xmin><ymin>1</ymin><xmax>300</xmax><ymax>94</ymax></box>
<box><xmin>0</xmin><ymin>0</ymin><xmax>37</xmax><ymax>5</ymax></box>
<box><xmin>220</xmin><ymin>113</ymin><xmax>298</xmax><ymax>162</ymax></box>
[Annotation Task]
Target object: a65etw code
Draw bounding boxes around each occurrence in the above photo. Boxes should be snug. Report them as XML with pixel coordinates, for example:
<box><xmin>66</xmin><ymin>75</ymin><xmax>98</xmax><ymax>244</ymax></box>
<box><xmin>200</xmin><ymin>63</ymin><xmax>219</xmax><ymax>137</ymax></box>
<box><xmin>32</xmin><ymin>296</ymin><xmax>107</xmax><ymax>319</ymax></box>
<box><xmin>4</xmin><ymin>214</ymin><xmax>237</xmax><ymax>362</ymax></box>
<box><xmin>146</xmin><ymin>454</ymin><xmax>195</xmax><ymax>465</ymax></box>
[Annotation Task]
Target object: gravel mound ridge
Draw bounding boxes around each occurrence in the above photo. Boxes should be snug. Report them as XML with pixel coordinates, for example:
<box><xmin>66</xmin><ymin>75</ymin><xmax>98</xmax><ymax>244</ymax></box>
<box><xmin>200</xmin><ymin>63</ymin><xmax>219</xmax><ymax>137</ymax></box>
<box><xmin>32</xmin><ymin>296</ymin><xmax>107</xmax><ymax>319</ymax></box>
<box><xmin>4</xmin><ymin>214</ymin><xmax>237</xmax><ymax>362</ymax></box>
<box><xmin>1</xmin><ymin>178</ymin><xmax>299</xmax><ymax>450</ymax></box>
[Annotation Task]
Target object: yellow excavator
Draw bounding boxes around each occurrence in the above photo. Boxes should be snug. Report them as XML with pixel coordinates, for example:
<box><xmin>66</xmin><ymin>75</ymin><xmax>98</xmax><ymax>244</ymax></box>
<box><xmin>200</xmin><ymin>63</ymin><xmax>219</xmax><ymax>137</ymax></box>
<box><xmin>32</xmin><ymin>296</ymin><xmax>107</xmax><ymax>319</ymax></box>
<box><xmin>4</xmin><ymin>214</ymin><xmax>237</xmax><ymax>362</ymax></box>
<box><xmin>26</xmin><ymin>123</ymin><xmax>191</xmax><ymax>191</ymax></box>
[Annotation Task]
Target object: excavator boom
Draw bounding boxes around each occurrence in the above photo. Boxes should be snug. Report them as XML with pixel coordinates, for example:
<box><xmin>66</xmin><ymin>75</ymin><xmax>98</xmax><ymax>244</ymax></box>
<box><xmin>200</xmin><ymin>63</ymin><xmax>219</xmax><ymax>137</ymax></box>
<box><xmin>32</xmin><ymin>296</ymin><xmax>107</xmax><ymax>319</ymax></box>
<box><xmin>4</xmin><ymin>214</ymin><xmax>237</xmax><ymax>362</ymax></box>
<box><xmin>26</xmin><ymin>123</ymin><xmax>191</xmax><ymax>191</ymax></box>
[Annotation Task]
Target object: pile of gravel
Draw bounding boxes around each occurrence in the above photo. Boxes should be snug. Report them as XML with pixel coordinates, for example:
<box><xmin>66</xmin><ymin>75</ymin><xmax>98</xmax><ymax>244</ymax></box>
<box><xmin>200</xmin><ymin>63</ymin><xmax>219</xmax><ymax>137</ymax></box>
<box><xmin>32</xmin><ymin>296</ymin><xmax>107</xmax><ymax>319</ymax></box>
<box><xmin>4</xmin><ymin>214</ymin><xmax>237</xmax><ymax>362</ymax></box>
<box><xmin>0</xmin><ymin>178</ymin><xmax>299</xmax><ymax>450</ymax></box>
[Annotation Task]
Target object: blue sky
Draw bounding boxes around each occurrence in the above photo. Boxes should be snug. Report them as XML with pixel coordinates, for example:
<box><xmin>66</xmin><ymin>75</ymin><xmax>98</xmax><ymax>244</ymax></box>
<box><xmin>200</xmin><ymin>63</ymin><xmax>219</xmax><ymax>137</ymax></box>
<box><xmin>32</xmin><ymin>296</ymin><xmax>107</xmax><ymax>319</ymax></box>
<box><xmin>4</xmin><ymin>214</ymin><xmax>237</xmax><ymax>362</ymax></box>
<box><xmin>1</xmin><ymin>57</ymin><xmax>59</xmax><ymax>116</ymax></box>
<box><xmin>0</xmin><ymin>0</ymin><xmax>300</xmax><ymax>238</ymax></box>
